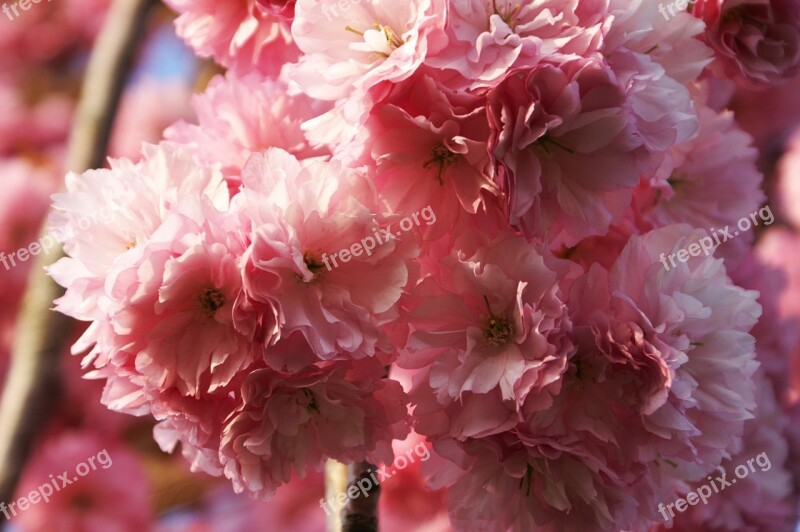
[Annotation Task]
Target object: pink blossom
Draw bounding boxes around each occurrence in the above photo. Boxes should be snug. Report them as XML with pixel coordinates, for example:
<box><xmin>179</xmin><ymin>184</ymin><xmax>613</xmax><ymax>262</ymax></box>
<box><xmin>165</xmin><ymin>73</ymin><xmax>327</xmax><ymax>190</ymax></box>
<box><xmin>487</xmin><ymin>57</ymin><xmax>645</xmax><ymax>244</ymax></box>
<box><xmin>633</xmin><ymin>102</ymin><xmax>765</xmax><ymax>267</ymax></box>
<box><xmin>104</xmin><ymin>213</ymin><xmax>257</xmax><ymax>397</ymax></box>
<box><xmin>359</xmin><ymin>75</ymin><xmax>499</xmax><ymax>236</ymax></box>
<box><xmin>655</xmin><ymin>371</ymin><xmax>797</xmax><ymax>531</ymax></box>
<box><xmin>164</xmin><ymin>0</ymin><xmax>298</xmax><ymax>76</ymax></box>
<box><xmin>402</xmin><ymin>234</ymin><xmax>573</xmax><ymax>429</ymax></box>
<box><xmin>605</xmin><ymin>0</ymin><xmax>713</xmax><ymax>84</ymax></box>
<box><xmin>219</xmin><ymin>358</ymin><xmax>408</xmax><ymax>497</ymax></box>
<box><xmin>427</xmin><ymin>433</ymin><xmax>648</xmax><ymax>531</ymax></box>
<box><xmin>235</xmin><ymin>149</ymin><xmax>418</xmax><ymax>361</ymax></box>
<box><xmin>289</xmin><ymin>0</ymin><xmax>448</xmax><ymax>100</ymax></box>
<box><xmin>426</xmin><ymin>0</ymin><xmax>608</xmax><ymax>90</ymax></box>
<box><xmin>49</xmin><ymin>142</ymin><xmax>230</xmax><ymax>326</ymax></box>
<box><xmin>693</xmin><ymin>0</ymin><xmax>800</xmax><ymax>87</ymax></box>
<box><xmin>567</xmin><ymin>225</ymin><xmax>761</xmax><ymax>473</ymax></box>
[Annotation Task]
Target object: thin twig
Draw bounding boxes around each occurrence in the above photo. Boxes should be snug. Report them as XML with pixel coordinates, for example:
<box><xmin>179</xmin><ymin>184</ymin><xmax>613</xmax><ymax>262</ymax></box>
<box><xmin>0</xmin><ymin>0</ymin><xmax>155</xmax><ymax>511</ymax></box>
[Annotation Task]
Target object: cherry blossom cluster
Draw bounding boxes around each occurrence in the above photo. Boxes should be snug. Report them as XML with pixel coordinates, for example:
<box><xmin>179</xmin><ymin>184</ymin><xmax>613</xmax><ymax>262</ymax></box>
<box><xmin>49</xmin><ymin>0</ymin><xmax>800</xmax><ymax>530</ymax></box>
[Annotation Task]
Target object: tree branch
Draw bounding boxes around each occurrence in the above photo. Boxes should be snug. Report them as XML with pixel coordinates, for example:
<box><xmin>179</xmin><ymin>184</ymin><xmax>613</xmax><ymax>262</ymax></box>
<box><xmin>342</xmin><ymin>461</ymin><xmax>380</xmax><ymax>532</ymax></box>
<box><xmin>0</xmin><ymin>0</ymin><xmax>155</xmax><ymax>511</ymax></box>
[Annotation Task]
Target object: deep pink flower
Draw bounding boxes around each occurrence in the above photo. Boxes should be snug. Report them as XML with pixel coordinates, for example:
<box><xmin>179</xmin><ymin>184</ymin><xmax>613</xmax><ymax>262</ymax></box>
<box><xmin>402</xmin><ymin>233</ymin><xmax>573</xmax><ymax>429</ymax></box>
<box><xmin>360</xmin><ymin>75</ymin><xmax>499</xmax><ymax>237</ymax></box>
<box><xmin>693</xmin><ymin>0</ymin><xmax>800</xmax><ymax>87</ymax></box>
<box><xmin>487</xmin><ymin>57</ymin><xmax>644</xmax><ymax>244</ymax></box>
<box><xmin>255</xmin><ymin>0</ymin><xmax>295</xmax><ymax>21</ymax></box>
<box><xmin>219</xmin><ymin>358</ymin><xmax>408</xmax><ymax>497</ymax></box>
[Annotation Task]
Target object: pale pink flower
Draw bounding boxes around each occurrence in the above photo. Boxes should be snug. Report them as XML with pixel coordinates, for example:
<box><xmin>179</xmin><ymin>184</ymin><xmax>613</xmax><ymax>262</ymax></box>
<box><xmin>165</xmin><ymin>73</ymin><xmax>327</xmax><ymax>189</ymax></box>
<box><xmin>49</xmin><ymin>143</ymin><xmax>262</xmax><ymax>403</ymax></box>
<box><xmin>219</xmin><ymin>358</ymin><xmax>408</xmax><ymax>497</ymax></box>
<box><xmin>693</xmin><ymin>0</ymin><xmax>800</xmax><ymax>87</ymax></box>
<box><xmin>14</xmin><ymin>431</ymin><xmax>151</xmax><ymax>532</ymax></box>
<box><xmin>426</xmin><ymin>0</ymin><xmax>608</xmax><ymax>90</ymax></box>
<box><xmin>656</xmin><ymin>371</ymin><xmax>797</xmax><ymax>532</ymax></box>
<box><xmin>425</xmin><ymin>225</ymin><xmax>762</xmax><ymax>531</ymax></box>
<box><xmin>49</xmin><ymin>142</ymin><xmax>229</xmax><ymax>326</ymax></box>
<box><xmin>606</xmin><ymin>0</ymin><xmax>713</xmax><ymax>84</ymax></box>
<box><xmin>636</xmin><ymin>103</ymin><xmax>763</xmax><ymax>229</ymax></box>
<box><xmin>289</xmin><ymin>0</ymin><xmax>448</xmax><ymax>100</ymax></box>
<box><xmin>164</xmin><ymin>0</ymin><xmax>298</xmax><ymax>76</ymax></box>
<box><xmin>633</xmin><ymin>102</ymin><xmax>765</xmax><ymax>265</ymax></box>
<box><xmin>235</xmin><ymin>149</ymin><xmax>418</xmax><ymax>361</ymax></box>
<box><xmin>567</xmin><ymin>225</ymin><xmax>761</xmax><ymax>474</ymax></box>
<box><xmin>102</xmin><ymin>213</ymin><xmax>258</xmax><ymax>397</ymax></box>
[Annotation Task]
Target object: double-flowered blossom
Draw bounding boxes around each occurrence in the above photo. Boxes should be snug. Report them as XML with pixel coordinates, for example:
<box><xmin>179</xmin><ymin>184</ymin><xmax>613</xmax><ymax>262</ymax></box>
<box><xmin>164</xmin><ymin>0</ymin><xmax>298</xmax><ymax>76</ymax></box>
<box><xmin>693</xmin><ymin>0</ymin><xmax>800</xmax><ymax>87</ymax></box>
<box><xmin>50</xmin><ymin>0</ymin><xmax>800</xmax><ymax>529</ymax></box>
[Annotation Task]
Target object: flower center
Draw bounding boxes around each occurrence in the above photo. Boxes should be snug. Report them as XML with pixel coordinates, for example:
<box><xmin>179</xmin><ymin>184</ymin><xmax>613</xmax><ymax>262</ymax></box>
<box><xmin>199</xmin><ymin>288</ymin><xmax>225</xmax><ymax>317</ymax></box>
<box><xmin>345</xmin><ymin>23</ymin><xmax>405</xmax><ymax>59</ymax></box>
<box><xmin>302</xmin><ymin>388</ymin><xmax>320</xmax><ymax>413</ymax></box>
<box><xmin>303</xmin><ymin>250</ymin><xmax>326</xmax><ymax>273</ymax></box>
<box><xmin>482</xmin><ymin>296</ymin><xmax>514</xmax><ymax>346</ymax></box>
<box><xmin>491</xmin><ymin>0</ymin><xmax>522</xmax><ymax>28</ymax></box>
<box><xmin>423</xmin><ymin>143</ymin><xmax>458</xmax><ymax>185</ymax></box>
<box><xmin>535</xmin><ymin>135</ymin><xmax>576</xmax><ymax>155</ymax></box>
